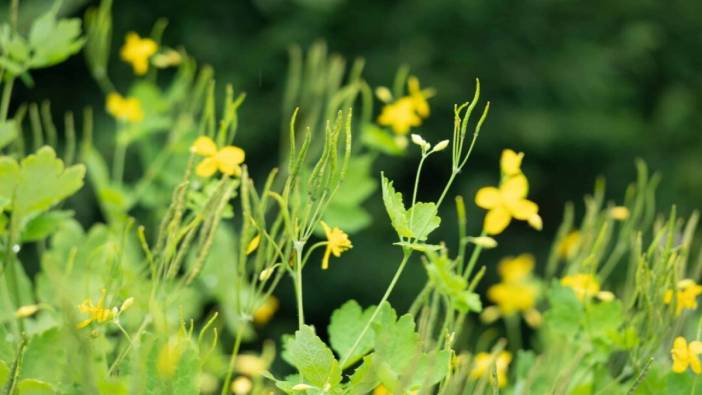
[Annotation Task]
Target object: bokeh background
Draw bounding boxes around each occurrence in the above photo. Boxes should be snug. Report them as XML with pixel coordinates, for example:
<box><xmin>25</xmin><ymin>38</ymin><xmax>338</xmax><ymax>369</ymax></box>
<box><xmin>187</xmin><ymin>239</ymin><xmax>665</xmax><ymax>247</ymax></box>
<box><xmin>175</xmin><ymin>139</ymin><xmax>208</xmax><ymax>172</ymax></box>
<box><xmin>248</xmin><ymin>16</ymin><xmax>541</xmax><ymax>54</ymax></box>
<box><xmin>9</xmin><ymin>0</ymin><xmax>702</xmax><ymax>345</ymax></box>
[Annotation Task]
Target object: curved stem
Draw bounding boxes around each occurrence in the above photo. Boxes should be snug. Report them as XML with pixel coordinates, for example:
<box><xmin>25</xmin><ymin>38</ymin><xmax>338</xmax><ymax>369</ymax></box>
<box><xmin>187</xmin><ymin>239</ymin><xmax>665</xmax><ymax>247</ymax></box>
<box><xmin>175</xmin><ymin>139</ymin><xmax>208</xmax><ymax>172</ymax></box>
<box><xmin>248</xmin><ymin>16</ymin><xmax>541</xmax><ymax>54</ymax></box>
<box><xmin>220</xmin><ymin>328</ymin><xmax>244</xmax><ymax>395</ymax></box>
<box><xmin>340</xmin><ymin>250</ymin><xmax>412</xmax><ymax>368</ymax></box>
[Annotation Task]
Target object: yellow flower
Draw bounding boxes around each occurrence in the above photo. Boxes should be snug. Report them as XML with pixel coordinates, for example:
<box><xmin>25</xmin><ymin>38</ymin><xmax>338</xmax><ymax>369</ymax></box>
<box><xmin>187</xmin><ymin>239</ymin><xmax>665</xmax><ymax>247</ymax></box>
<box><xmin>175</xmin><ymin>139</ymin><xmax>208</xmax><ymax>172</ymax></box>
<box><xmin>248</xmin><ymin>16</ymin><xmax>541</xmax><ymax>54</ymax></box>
<box><xmin>664</xmin><ymin>279</ymin><xmax>702</xmax><ymax>316</ymax></box>
<box><xmin>470</xmin><ymin>351</ymin><xmax>512</xmax><ymax>388</ymax></box>
<box><xmin>609</xmin><ymin>206</ymin><xmax>630</xmax><ymax>221</ymax></box>
<box><xmin>487</xmin><ymin>281</ymin><xmax>539</xmax><ymax>316</ymax></box>
<box><xmin>498</xmin><ymin>254</ymin><xmax>534</xmax><ymax>283</ymax></box>
<box><xmin>246</xmin><ymin>234</ymin><xmax>261</xmax><ymax>256</ymax></box>
<box><xmin>253</xmin><ymin>296</ymin><xmax>279</xmax><ymax>326</ymax></box>
<box><xmin>407</xmin><ymin>76</ymin><xmax>431</xmax><ymax>118</ymax></box>
<box><xmin>77</xmin><ymin>290</ymin><xmax>116</xmax><ymax>329</ymax></box>
<box><xmin>321</xmin><ymin>221</ymin><xmax>352</xmax><ymax>270</ymax></box>
<box><xmin>191</xmin><ymin>136</ymin><xmax>245</xmax><ymax>178</ymax></box>
<box><xmin>372</xmin><ymin>385</ymin><xmax>390</xmax><ymax>395</ymax></box>
<box><xmin>120</xmin><ymin>32</ymin><xmax>158</xmax><ymax>75</ymax></box>
<box><xmin>561</xmin><ymin>273</ymin><xmax>614</xmax><ymax>302</ymax></box>
<box><xmin>557</xmin><ymin>231</ymin><xmax>581</xmax><ymax>259</ymax></box>
<box><xmin>500</xmin><ymin>149</ymin><xmax>524</xmax><ymax>176</ymax></box>
<box><xmin>377</xmin><ymin>97</ymin><xmax>422</xmax><ymax>135</ymax></box>
<box><xmin>475</xmin><ymin>173</ymin><xmax>541</xmax><ymax>235</ymax></box>
<box><xmin>672</xmin><ymin>337</ymin><xmax>702</xmax><ymax>374</ymax></box>
<box><xmin>106</xmin><ymin>92</ymin><xmax>144</xmax><ymax>123</ymax></box>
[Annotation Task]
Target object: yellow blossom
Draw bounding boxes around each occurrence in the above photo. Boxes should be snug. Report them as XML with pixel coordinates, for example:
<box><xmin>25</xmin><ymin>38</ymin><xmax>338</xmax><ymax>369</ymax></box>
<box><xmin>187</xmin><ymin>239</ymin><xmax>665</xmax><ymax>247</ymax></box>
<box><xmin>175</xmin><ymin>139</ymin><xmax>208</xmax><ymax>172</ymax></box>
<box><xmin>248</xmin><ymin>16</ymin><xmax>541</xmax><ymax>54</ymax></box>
<box><xmin>190</xmin><ymin>136</ymin><xmax>245</xmax><ymax>178</ymax></box>
<box><xmin>320</xmin><ymin>221</ymin><xmax>352</xmax><ymax>270</ymax></box>
<box><xmin>120</xmin><ymin>32</ymin><xmax>158</xmax><ymax>75</ymax></box>
<box><xmin>664</xmin><ymin>279</ymin><xmax>702</xmax><ymax>316</ymax></box>
<box><xmin>609</xmin><ymin>206</ymin><xmax>630</xmax><ymax>221</ymax></box>
<box><xmin>470</xmin><ymin>351</ymin><xmax>512</xmax><ymax>388</ymax></box>
<box><xmin>246</xmin><ymin>234</ymin><xmax>261</xmax><ymax>256</ymax></box>
<box><xmin>487</xmin><ymin>281</ymin><xmax>539</xmax><ymax>316</ymax></box>
<box><xmin>106</xmin><ymin>92</ymin><xmax>144</xmax><ymax>123</ymax></box>
<box><xmin>498</xmin><ymin>254</ymin><xmax>534</xmax><ymax>283</ymax></box>
<box><xmin>253</xmin><ymin>296</ymin><xmax>279</xmax><ymax>326</ymax></box>
<box><xmin>672</xmin><ymin>337</ymin><xmax>702</xmax><ymax>374</ymax></box>
<box><xmin>500</xmin><ymin>149</ymin><xmax>524</xmax><ymax>176</ymax></box>
<box><xmin>561</xmin><ymin>273</ymin><xmax>614</xmax><ymax>302</ymax></box>
<box><xmin>407</xmin><ymin>76</ymin><xmax>431</xmax><ymax>118</ymax></box>
<box><xmin>475</xmin><ymin>173</ymin><xmax>541</xmax><ymax>235</ymax></box>
<box><xmin>377</xmin><ymin>97</ymin><xmax>422</xmax><ymax>135</ymax></box>
<box><xmin>77</xmin><ymin>290</ymin><xmax>116</xmax><ymax>329</ymax></box>
<box><xmin>372</xmin><ymin>385</ymin><xmax>390</xmax><ymax>395</ymax></box>
<box><xmin>558</xmin><ymin>231</ymin><xmax>581</xmax><ymax>259</ymax></box>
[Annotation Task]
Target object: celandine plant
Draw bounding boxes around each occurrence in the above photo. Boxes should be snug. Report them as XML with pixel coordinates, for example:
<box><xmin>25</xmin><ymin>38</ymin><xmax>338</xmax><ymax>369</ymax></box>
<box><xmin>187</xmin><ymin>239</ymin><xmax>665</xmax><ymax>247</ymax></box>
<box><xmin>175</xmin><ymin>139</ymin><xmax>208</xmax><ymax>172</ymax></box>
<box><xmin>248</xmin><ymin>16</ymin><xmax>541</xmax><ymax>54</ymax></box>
<box><xmin>0</xmin><ymin>1</ymin><xmax>701</xmax><ymax>395</ymax></box>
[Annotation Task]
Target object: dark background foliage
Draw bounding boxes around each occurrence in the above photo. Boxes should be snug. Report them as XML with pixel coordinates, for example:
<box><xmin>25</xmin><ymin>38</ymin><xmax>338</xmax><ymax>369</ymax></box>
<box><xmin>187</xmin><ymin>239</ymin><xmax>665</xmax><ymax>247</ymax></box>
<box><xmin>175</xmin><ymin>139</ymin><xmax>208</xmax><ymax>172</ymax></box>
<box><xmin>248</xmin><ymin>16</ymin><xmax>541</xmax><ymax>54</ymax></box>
<box><xmin>9</xmin><ymin>0</ymin><xmax>702</xmax><ymax>339</ymax></box>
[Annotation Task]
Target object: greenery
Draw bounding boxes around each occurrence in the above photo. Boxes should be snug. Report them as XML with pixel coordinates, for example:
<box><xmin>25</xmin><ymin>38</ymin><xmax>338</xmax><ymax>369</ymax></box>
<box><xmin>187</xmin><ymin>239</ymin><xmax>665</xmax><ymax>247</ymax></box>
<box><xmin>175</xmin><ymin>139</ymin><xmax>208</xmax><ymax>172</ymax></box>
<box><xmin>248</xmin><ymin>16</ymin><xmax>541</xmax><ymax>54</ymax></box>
<box><xmin>1</xmin><ymin>1</ymin><xmax>702</xmax><ymax>394</ymax></box>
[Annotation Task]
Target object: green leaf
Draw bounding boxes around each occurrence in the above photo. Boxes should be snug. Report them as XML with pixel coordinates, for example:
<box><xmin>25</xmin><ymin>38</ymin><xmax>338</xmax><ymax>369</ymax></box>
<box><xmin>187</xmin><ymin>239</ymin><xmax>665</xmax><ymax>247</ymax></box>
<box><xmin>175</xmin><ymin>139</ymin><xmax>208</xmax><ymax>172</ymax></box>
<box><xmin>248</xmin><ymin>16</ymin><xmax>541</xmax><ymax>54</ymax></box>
<box><xmin>21</xmin><ymin>329</ymin><xmax>66</xmax><ymax>384</ymax></box>
<box><xmin>381</xmin><ymin>174</ymin><xmax>411</xmax><ymax>238</ymax></box>
<box><xmin>328</xmin><ymin>301</ymin><xmax>394</xmax><ymax>366</ymax></box>
<box><xmin>28</xmin><ymin>3</ymin><xmax>85</xmax><ymax>68</ymax></box>
<box><xmin>373</xmin><ymin>314</ymin><xmax>419</xmax><ymax>373</ymax></box>
<box><xmin>424</xmin><ymin>254</ymin><xmax>482</xmax><ymax>313</ymax></box>
<box><xmin>543</xmin><ymin>282</ymin><xmax>584</xmax><ymax>334</ymax></box>
<box><xmin>323</xmin><ymin>203</ymin><xmax>372</xmax><ymax>234</ymax></box>
<box><xmin>284</xmin><ymin>325</ymin><xmax>342</xmax><ymax>389</ymax></box>
<box><xmin>17</xmin><ymin>379</ymin><xmax>55</xmax><ymax>395</ymax></box>
<box><xmin>0</xmin><ymin>359</ymin><xmax>9</xmax><ymax>387</ymax></box>
<box><xmin>0</xmin><ymin>120</ymin><xmax>17</xmax><ymax>149</ymax></box>
<box><xmin>346</xmin><ymin>356</ymin><xmax>379</xmax><ymax>395</ymax></box>
<box><xmin>20</xmin><ymin>210</ymin><xmax>73</xmax><ymax>242</ymax></box>
<box><xmin>406</xmin><ymin>202</ymin><xmax>441</xmax><ymax>241</ymax></box>
<box><xmin>2</xmin><ymin>147</ymin><xmax>85</xmax><ymax>232</ymax></box>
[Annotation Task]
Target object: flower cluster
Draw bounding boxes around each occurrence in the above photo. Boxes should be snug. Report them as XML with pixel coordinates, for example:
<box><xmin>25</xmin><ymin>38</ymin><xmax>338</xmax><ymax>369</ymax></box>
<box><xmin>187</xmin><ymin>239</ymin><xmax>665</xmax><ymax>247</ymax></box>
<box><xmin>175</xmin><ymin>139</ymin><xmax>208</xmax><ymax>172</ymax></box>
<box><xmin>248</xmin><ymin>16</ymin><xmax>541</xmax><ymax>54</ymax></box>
<box><xmin>482</xmin><ymin>254</ymin><xmax>542</xmax><ymax>327</ymax></box>
<box><xmin>475</xmin><ymin>149</ymin><xmax>542</xmax><ymax>235</ymax></box>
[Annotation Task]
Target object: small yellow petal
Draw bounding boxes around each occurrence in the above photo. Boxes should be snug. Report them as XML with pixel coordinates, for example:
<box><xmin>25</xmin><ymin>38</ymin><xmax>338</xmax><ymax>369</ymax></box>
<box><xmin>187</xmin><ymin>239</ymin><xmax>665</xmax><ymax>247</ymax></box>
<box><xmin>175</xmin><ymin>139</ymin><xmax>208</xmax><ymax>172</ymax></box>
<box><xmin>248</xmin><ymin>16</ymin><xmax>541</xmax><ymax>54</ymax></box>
<box><xmin>191</xmin><ymin>136</ymin><xmax>218</xmax><ymax>157</ymax></box>
<box><xmin>500</xmin><ymin>174</ymin><xmax>529</xmax><ymax>202</ymax></box>
<box><xmin>475</xmin><ymin>187</ymin><xmax>501</xmax><ymax>209</ymax></box>
<box><xmin>196</xmin><ymin>157</ymin><xmax>218</xmax><ymax>178</ymax></box>
<box><xmin>246</xmin><ymin>235</ymin><xmax>261</xmax><ymax>256</ymax></box>
<box><xmin>527</xmin><ymin>214</ymin><xmax>543</xmax><ymax>231</ymax></box>
<box><xmin>216</xmin><ymin>146</ymin><xmax>245</xmax><ymax>175</ymax></box>
<box><xmin>500</xmin><ymin>149</ymin><xmax>524</xmax><ymax>176</ymax></box>
<box><xmin>484</xmin><ymin>207</ymin><xmax>511</xmax><ymax>235</ymax></box>
<box><xmin>509</xmin><ymin>199</ymin><xmax>538</xmax><ymax>220</ymax></box>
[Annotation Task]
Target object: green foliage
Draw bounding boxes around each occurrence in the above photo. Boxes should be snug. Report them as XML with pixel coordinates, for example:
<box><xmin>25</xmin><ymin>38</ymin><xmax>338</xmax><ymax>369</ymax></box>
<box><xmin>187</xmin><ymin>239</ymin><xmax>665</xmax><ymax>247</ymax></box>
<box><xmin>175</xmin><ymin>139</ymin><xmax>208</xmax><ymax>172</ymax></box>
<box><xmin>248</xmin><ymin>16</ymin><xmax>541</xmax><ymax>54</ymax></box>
<box><xmin>381</xmin><ymin>174</ymin><xmax>441</xmax><ymax>241</ymax></box>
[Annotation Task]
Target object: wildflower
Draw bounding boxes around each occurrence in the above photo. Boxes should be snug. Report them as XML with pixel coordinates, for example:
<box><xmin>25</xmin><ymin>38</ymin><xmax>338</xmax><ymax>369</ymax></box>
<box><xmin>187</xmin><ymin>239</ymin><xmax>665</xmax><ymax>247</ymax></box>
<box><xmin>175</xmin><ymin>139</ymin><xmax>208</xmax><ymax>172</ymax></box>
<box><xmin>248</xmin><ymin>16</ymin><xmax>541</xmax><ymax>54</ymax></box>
<box><xmin>15</xmin><ymin>304</ymin><xmax>39</xmax><ymax>318</ymax></box>
<box><xmin>190</xmin><ymin>136</ymin><xmax>245</xmax><ymax>178</ymax></box>
<box><xmin>500</xmin><ymin>149</ymin><xmax>524</xmax><ymax>176</ymax></box>
<box><xmin>557</xmin><ymin>231</ymin><xmax>581</xmax><ymax>259</ymax></box>
<box><xmin>77</xmin><ymin>291</ymin><xmax>116</xmax><ymax>329</ymax></box>
<box><xmin>253</xmin><ymin>296</ymin><xmax>279</xmax><ymax>326</ymax></box>
<box><xmin>671</xmin><ymin>337</ymin><xmax>702</xmax><ymax>374</ymax></box>
<box><xmin>487</xmin><ymin>282</ymin><xmax>539</xmax><ymax>317</ymax></box>
<box><xmin>561</xmin><ymin>273</ymin><xmax>613</xmax><ymax>302</ymax></box>
<box><xmin>378</xmin><ymin>97</ymin><xmax>422</xmax><ymax>135</ymax></box>
<box><xmin>320</xmin><ymin>221</ymin><xmax>352</xmax><ymax>270</ymax></box>
<box><xmin>106</xmin><ymin>92</ymin><xmax>144</xmax><ymax>123</ymax></box>
<box><xmin>231</xmin><ymin>376</ymin><xmax>253</xmax><ymax>395</ymax></box>
<box><xmin>664</xmin><ymin>279</ymin><xmax>702</xmax><ymax>316</ymax></box>
<box><xmin>246</xmin><ymin>234</ymin><xmax>261</xmax><ymax>256</ymax></box>
<box><xmin>372</xmin><ymin>385</ymin><xmax>390</xmax><ymax>395</ymax></box>
<box><xmin>475</xmin><ymin>172</ymin><xmax>541</xmax><ymax>235</ymax></box>
<box><xmin>469</xmin><ymin>351</ymin><xmax>512</xmax><ymax>388</ymax></box>
<box><xmin>120</xmin><ymin>32</ymin><xmax>158</xmax><ymax>75</ymax></box>
<box><xmin>497</xmin><ymin>254</ymin><xmax>534</xmax><ymax>283</ymax></box>
<box><xmin>609</xmin><ymin>206</ymin><xmax>630</xmax><ymax>221</ymax></box>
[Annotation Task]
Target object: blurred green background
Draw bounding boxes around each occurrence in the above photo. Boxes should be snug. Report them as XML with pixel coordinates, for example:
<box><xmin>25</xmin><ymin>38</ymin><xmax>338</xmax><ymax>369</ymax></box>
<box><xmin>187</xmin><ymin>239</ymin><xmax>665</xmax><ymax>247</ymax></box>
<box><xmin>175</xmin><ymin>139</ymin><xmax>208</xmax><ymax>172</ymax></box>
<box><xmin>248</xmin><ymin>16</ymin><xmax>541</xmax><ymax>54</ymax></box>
<box><xmin>10</xmin><ymin>0</ymin><xmax>702</xmax><ymax>340</ymax></box>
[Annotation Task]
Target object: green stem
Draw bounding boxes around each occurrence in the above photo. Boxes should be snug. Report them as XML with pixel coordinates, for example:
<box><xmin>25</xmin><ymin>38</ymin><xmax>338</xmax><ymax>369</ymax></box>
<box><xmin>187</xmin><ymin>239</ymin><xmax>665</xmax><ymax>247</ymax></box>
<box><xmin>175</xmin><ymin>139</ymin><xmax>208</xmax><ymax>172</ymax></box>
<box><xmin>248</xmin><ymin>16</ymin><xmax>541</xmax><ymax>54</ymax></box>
<box><xmin>340</xmin><ymin>250</ymin><xmax>412</xmax><ymax>368</ymax></box>
<box><xmin>112</xmin><ymin>140</ymin><xmax>128</xmax><ymax>184</ymax></box>
<box><xmin>293</xmin><ymin>242</ymin><xmax>305</xmax><ymax>329</ymax></box>
<box><xmin>0</xmin><ymin>77</ymin><xmax>15</xmax><ymax>122</ymax></box>
<box><xmin>436</xmin><ymin>170</ymin><xmax>458</xmax><ymax>209</ymax></box>
<box><xmin>462</xmin><ymin>230</ymin><xmax>487</xmax><ymax>281</ymax></box>
<box><xmin>504</xmin><ymin>314</ymin><xmax>522</xmax><ymax>352</ymax></box>
<box><xmin>220</xmin><ymin>328</ymin><xmax>244</xmax><ymax>395</ymax></box>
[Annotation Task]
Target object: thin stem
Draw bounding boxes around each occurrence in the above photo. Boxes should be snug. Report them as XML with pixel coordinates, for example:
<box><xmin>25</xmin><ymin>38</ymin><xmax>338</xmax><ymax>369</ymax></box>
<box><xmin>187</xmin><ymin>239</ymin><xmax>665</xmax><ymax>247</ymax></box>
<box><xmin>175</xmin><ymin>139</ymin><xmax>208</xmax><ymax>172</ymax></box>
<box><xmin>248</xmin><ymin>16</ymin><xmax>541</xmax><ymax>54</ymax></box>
<box><xmin>504</xmin><ymin>314</ymin><xmax>522</xmax><ymax>352</ymax></box>
<box><xmin>340</xmin><ymin>250</ymin><xmax>412</xmax><ymax>368</ymax></box>
<box><xmin>463</xmin><ymin>230</ymin><xmax>487</xmax><ymax>281</ymax></box>
<box><xmin>220</xmin><ymin>328</ymin><xmax>244</xmax><ymax>395</ymax></box>
<box><xmin>411</xmin><ymin>154</ymin><xmax>428</xmax><ymax>209</ymax></box>
<box><xmin>112</xmin><ymin>140</ymin><xmax>128</xmax><ymax>184</ymax></box>
<box><xmin>293</xmin><ymin>242</ymin><xmax>305</xmax><ymax>329</ymax></box>
<box><xmin>436</xmin><ymin>170</ymin><xmax>458</xmax><ymax>209</ymax></box>
<box><xmin>1</xmin><ymin>77</ymin><xmax>15</xmax><ymax>122</ymax></box>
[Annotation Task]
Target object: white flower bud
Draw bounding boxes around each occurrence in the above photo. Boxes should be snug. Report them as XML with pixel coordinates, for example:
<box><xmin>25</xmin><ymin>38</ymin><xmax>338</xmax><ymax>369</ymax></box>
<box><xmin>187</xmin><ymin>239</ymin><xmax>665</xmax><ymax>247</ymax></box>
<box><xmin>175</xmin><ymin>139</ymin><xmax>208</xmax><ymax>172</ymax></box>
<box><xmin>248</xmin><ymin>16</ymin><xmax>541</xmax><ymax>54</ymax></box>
<box><xmin>467</xmin><ymin>236</ymin><xmax>498</xmax><ymax>249</ymax></box>
<box><xmin>432</xmin><ymin>139</ymin><xmax>450</xmax><ymax>152</ymax></box>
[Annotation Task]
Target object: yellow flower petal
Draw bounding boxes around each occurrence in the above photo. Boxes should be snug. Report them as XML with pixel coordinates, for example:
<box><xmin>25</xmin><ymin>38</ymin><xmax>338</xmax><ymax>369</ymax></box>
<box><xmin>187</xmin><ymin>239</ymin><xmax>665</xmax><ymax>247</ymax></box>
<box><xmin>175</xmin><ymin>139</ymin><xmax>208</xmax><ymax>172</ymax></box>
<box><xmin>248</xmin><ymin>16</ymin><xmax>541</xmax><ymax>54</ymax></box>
<box><xmin>509</xmin><ymin>199</ymin><xmax>538</xmax><ymax>220</ymax></box>
<box><xmin>500</xmin><ymin>149</ymin><xmax>524</xmax><ymax>176</ymax></box>
<box><xmin>120</xmin><ymin>32</ymin><xmax>158</xmax><ymax>75</ymax></box>
<box><xmin>246</xmin><ymin>235</ymin><xmax>261</xmax><ymax>256</ymax></box>
<box><xmin>690</xmin><ymin>341</ymin><xmax>702</xmax><ymax>355</ymax></box>
<box><xmin>500</xmin><ymin>174</ymin><xmax>529</xmax><ymax>202</ymax></box>
<box><xmin>484</xmin><ymin>207</ymin><xmax>511</xmax><ymax>235</ymax></box>
<box><xmin>216</xmin><ymin>146</ymin><xmax>245</xmax><ymax>176</ymax></box>
<box><xmin>191</xmin><ymin>136</ymin><xmax>218</xmax><ymax>157</ymax></box>
<box><xmin>475</xmin><ymin>187</ymin><xmax>502</xmax><ymax>209</ymax></box>
<box><xmin>196</xmin><ymin>157</ymin><xmax>219</xmax><ymax>178</ymax></box>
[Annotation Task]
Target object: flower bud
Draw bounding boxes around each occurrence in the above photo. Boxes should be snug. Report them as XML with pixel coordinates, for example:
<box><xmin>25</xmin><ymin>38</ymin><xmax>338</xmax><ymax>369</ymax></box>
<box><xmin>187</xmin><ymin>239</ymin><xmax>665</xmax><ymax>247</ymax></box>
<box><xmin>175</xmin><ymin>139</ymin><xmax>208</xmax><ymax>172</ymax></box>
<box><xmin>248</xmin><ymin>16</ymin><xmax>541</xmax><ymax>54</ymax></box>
<box><xmin>467</xmin><ymin>236</ymin><xmax>498</xmax><ymax>249</ymax></box>
<box><xmin>432</xmin><ymin>139</ymin><xmax>450</xmax><ymax>152</ymax></box>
